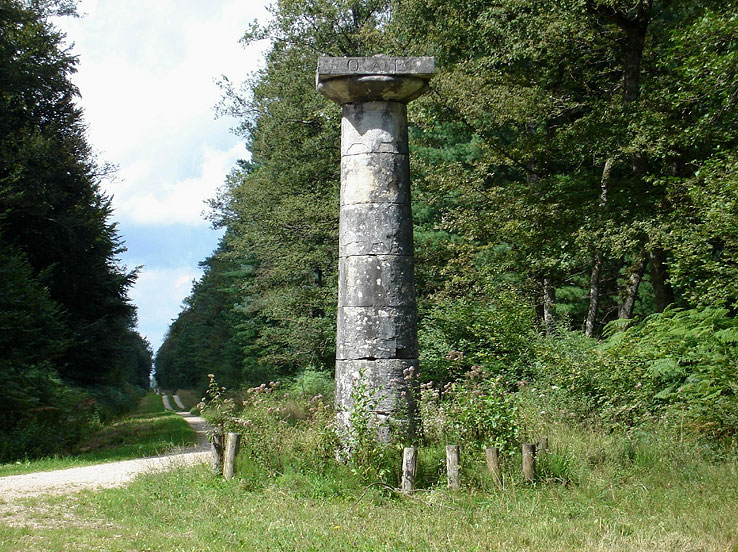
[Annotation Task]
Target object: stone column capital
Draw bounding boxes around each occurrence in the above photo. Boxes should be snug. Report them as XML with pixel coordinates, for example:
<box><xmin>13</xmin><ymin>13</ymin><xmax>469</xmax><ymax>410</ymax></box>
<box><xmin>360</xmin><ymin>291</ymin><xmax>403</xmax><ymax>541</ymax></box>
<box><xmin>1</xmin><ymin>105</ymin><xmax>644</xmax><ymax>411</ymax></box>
<box><xmin>316</xmin><ymin>56</ymin><xmax>434</xmax><ymax>104</ymax></box>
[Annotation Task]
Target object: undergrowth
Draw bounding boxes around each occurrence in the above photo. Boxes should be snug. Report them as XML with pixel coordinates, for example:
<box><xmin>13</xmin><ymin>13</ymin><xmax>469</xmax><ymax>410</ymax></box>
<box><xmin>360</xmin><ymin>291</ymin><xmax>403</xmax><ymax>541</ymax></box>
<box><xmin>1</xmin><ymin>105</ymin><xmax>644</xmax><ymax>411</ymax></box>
<box><xmin>0</xmin><ymin>393</ymin><xmax>197</xmax><ymax>476</ymax></box>
<box><xmin>3</xmin><ymin>409</ymin><xmax>737</xmax><ymax>552</ymax></box>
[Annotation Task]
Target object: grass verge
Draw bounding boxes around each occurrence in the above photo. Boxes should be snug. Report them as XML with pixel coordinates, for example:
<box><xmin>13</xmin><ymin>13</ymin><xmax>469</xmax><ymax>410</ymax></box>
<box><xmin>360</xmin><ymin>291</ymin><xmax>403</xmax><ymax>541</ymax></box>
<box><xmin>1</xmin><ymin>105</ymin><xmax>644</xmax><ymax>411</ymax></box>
<box><xmin>1</xmin><ymin>418</ymin><xmax>736</xmax><ymax>551</ymax></box>
<box><xmin>0</xmin><ymin>393</ymin><xmax>198</xmax><ymax>477</ymax></box>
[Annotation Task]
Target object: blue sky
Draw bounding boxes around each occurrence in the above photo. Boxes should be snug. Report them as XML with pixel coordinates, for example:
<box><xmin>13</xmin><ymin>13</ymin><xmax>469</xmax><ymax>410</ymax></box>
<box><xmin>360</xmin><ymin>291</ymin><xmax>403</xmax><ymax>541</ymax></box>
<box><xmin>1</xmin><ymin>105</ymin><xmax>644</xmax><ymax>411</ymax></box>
<box><xmin>53</xmin><ymin>0</ymin><xmax>270</xmax><ymax>351</ymax></box>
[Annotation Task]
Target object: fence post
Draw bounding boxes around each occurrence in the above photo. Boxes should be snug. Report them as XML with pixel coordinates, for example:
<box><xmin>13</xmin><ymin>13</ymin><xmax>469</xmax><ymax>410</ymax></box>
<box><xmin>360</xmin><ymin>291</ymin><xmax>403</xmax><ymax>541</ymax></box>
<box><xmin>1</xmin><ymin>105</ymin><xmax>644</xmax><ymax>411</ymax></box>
<box><xmin>538</xmin><ymin>437</ymin><xmax>549</xmax><ymax>453</ymax></box>
<box><xmin>485</xmin><ymin>446</ymin><xmax>502</xmax><ymax>487</ymax></box>
<box><xmin>446</xmin><ymin>445</ymin><xmax>461</xmax><ymax>490</ymax></box>
<box><xmin>211</xmin><ymin>431</ymin><xmax>224</xmax><ymax>476</ymax></box>
<box><xmin>522</xmin><ymin>443</ymin><xmax>537</xmax><ymax>483</ymax></box>
<box><xmin>223</xmin><ymin>432</ymin><xmax>241</xmax><ymax>480</ymax></box>
<box><xmin>401</xmin><ymin>446</ymin><xmax>418</xmax><ymax>492</ymax></box>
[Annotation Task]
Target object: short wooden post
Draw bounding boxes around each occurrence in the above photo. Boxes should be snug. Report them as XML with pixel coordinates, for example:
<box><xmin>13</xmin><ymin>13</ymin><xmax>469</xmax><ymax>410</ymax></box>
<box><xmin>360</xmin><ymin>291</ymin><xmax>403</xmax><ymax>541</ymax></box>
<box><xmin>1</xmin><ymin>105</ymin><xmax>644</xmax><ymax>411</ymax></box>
<box><xmin>401</xmin><ymin>446</ymin><xmax>418</xmax><ymax>492</ymax></box>
<box><xmin>446</xmin><ymin>445</ymin><xmax>460</xmax><ymax>490</ymax></box>
<box><xmin>485</xmin><ymin>446</ymin><xmax>502</xmax><ymax>487</ymax></box>
<box><xmin>538</xmin><ymin>437</ymin><xmax>549</xmax><ymax>453</ymax></box>
<box><xmin>211</xmin><ymin>431</ymin><xmax>224</xmax><ymax>476</ymax></box>
<box><xmin>522</xmin><ymin>443</ymin><xmax>537</xmax><ymax>483</ymax></box>
<box><xmin>223</xmin><ymin>432</ymin><xmax>241</xmax><ymax>480</ymax></box>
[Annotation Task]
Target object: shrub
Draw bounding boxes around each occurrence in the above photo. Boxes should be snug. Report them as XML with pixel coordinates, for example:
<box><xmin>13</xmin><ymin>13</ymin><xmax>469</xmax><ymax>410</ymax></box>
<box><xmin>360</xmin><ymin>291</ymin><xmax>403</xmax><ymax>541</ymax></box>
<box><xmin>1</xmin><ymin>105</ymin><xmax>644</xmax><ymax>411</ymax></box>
<box><xmin>285</xmin><ymin>368</ymin><xmax>334</xmax><ymax>399</ymax></box>
<box><xmin>419</xmin><ymin>366</ymin><xmax>520</xmax><ymax>454</ymax></box>
<box><xmin>601</xmin><ymin>307</ymin><xmax>738</xmax><ymax>440</ymax></box>
<box><xmin>418</xmin><ymin>291</ymin><xmax>536</xmax><ymax>385</ymax></box>
<box><xmin>0</xmin><ymin>364</ymin><xmax>98</xmax><ymax>462</ymax></box>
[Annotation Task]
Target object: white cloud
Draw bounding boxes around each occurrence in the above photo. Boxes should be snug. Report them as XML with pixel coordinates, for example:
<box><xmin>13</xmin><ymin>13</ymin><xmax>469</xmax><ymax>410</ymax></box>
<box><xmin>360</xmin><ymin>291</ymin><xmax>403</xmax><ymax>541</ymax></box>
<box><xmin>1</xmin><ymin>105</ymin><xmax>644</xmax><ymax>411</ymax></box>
<box><xmin>55</xmin><ymin>0</ymin><xmax>270</xmax><ymax>226</ymax></box>
<box><xmin>50</xmin><ymin>1</ymin><xmax>271</xmax><ymax>348</ymax></box>
<box><xmin>116</xmin><ymin>141</ymin><xmax>246</xmax><ymax>225</ymax></box>
<box><xmin>130</xmin><ymin>266</ymin><xmax>200</xmax><ymax>349</ymax></box>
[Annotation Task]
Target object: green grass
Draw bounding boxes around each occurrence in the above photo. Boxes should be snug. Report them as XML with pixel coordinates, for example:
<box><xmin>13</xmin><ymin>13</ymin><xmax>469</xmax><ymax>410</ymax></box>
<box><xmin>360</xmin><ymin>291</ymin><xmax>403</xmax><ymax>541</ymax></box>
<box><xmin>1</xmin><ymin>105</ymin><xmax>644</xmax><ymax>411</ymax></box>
<box><xmin>1</xmin><ymin>418</ymin><xmax>736</xmax><ymax>551</ymax></box>
<box><xmin>0</xmin><ymin>393</ymin><xmax>198</xmax><ymax>477</ymax></box>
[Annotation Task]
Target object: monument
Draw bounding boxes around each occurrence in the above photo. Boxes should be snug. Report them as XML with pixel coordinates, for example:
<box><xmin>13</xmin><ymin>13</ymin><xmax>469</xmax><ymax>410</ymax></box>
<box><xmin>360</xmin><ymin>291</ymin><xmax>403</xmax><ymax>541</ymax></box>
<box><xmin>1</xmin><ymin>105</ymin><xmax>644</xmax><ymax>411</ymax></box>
<box><xmin>316</xmin><ymin>56</ymin><xmax>434</xmax><ymax>441</ymax></box>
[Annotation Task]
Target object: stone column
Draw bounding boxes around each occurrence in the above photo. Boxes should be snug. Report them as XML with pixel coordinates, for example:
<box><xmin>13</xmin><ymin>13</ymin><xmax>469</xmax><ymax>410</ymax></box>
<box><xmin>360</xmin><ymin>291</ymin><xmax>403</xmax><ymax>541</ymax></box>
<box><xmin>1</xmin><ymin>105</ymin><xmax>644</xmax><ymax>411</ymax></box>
<box><xmin>316</xmin><ymin>56</ymin><xmax>434</xmax><ymax>442</ymax></box>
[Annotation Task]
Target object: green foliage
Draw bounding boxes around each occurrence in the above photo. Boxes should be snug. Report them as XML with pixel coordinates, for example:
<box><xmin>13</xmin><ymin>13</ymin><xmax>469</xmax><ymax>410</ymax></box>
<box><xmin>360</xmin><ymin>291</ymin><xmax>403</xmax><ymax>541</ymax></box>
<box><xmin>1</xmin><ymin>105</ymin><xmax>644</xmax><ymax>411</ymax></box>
<box><xmin>602</xmin><ymin>307</ymin><xmax>738</xmax><ymax>439</ymax></box>
<box><xmin>418</xmin><ymin>367</ymin><xmax>520</xmax><ymax>453</ymax></box>
<box><xmin>0</xmin><ymin>365</ymin><xmax>96</xmax><ymax>463</ymax></box>
<box><xmin>285</xmin><ymin>367</ymin><xmax>335</xmax><ymax>399</ymax></box>
<box><xmin>0</xmin><ymin>0</ymin><xmax>152</xmax><ymax>459</ymax></box>
<box><xmin>528</xmin><ymin>307</ymin><xmax>738</xmax><ymax>442</ymax></box>
<box><xmin>197</xmin><ymin>374</ymin><xmax>240</xmax><ymax>436</ymax></box>
<box><xmin>231</xmin><ymin>382</ymin><xmax>339</xmax><ymax>491</ymax></box>
<box><xmin>155</xmin><ymin>240</ymin><xmax>245</xmax><ymax>391</ymax></box>
<box><xmin>418</xmin><ymin>289</ymin><xmax>536</xmax><ymax>384</ymax></box>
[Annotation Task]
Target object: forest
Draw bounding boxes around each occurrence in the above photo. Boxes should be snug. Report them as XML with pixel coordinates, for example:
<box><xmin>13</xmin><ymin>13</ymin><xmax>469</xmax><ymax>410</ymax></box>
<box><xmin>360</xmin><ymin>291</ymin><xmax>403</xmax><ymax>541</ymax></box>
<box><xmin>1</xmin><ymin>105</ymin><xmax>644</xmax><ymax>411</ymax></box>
<box><xmin>157</xmin><ymin>0</ymin><xmax>737</xmax><ymax>448</ymax></box>
<box><xmin>0</xmin><ymin>0</ymin><xmax>153</xmax><ymax>461</ymax></box>
<box><xmin>1</xmin><ymin>1</ymin><xmax>737</xmax><ymax>548</ymax></box>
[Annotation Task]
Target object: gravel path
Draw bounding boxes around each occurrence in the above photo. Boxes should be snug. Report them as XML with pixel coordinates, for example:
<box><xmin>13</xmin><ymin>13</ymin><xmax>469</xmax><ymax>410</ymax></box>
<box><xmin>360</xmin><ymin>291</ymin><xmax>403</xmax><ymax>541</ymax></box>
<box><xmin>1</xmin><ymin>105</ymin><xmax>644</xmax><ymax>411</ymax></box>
<box><xmin>0</xmin><ymin>411</ymin><xmax>212</xmax><ymax>501</ymax></box>
<box><xmin>161</xmin><ymin>393</ymin><xmax>173</xmax><ymax>411</ymax></box>
<box><xmin>173</xmin><ymin>394</ymin><xmax>187</xmax><ymax>410</ymax></box>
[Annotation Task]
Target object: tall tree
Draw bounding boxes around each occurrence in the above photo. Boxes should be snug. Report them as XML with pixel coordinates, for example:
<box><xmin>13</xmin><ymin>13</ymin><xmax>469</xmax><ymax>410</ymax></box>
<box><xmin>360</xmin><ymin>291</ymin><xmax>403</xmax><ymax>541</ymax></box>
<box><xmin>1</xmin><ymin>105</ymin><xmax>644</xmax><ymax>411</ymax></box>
<box><xmin>0</xmin><ymin>0</ymin><xmax>141</xmax><ymax>385</ymax></box>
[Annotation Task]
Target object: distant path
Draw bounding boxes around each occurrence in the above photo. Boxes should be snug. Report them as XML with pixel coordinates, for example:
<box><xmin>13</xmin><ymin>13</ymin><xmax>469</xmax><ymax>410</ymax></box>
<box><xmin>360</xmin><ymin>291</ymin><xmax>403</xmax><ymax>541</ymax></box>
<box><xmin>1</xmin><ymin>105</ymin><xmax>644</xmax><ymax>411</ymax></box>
<box><xmin>173</xmin><ymin>394</ymin><xmax>186</xmax><ymax>410</ymax></box>
<box><xmin>161</xmin><ymin>394</ymin><xmax>173</xmax><ymax>411</ymax></box>
<box><xmin>0</xmin><ymin>412</ymin><xmax>211</xmax><ymax>501</ymax></box>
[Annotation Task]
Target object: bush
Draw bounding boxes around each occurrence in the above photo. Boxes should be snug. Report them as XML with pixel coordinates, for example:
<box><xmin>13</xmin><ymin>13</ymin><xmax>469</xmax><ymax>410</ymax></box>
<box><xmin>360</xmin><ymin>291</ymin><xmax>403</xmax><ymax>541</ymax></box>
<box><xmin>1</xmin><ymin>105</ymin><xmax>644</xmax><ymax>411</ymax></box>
<box><xmin>198</xmin><ymin>375</ymin><xmax>339</xmax><ymax>486</ymax></box>
<box><xmin>87</xmin><ymin>384</ymin><xmax>146</xmax><ymax>422</ymax></box>
<box><xmin>419</xmin><ymin>366</ymin><xmax>520</xmax><ymax>454</ymax></box>
<box><xmin>601</xmin><ymin>307</ymin><xmax>738</xmax><ymax>440</ymax></box>
<box><xmin>285</xmin><ymin>368</ymin><xmax>334</xmax><ymax>399</ymax></box>
<box><xmin>418</xmin><ymin>291</ymin><xmax>536</xmax><ymax>385</ymax></box>
<box><xmin>527</xmin><ymin>308</ymin><xmax>738</xmax><ymax>443</ymax></box>
<box><xmin>0</xmin><ymin>364</ymin><xmax>98</xmax><ymax>462</ymax></box>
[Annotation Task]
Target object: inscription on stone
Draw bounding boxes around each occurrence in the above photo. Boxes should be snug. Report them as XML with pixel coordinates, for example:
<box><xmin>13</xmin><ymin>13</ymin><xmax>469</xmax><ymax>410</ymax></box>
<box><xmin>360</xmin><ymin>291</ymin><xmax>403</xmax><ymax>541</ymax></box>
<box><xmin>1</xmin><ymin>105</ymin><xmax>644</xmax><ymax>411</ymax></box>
<box><xmin>317</xmin><ymin>56</ymin><xmax>434</xmax><ymax>78</ymax></box>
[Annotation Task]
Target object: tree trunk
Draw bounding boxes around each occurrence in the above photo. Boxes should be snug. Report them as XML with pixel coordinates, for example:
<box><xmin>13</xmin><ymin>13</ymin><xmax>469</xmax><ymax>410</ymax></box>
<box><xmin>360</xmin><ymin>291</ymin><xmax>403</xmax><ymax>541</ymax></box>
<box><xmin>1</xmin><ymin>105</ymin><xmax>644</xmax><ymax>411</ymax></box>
<box><xmin>649</xmin><ymin>248</ymin><xmax>674</xmax><ymax>312</ymax></box>
<box><xmin>585</xmin><ymin>252</ymin><xmax>603</xmax><ymax>338</ymax></box>
<box><xmin>585</xmin><ymin>157</ymin><xmax>615</xmax><ymax>338</ymax></box>
<box><xmin>618</xmin><ymin>250</ymin><xmax>647</xmax><ymax>320</ymax></box>
<box><xmin>543</xmin><ymin>278</ymin><xmax>556</xmax><ymax>333</ymax></box>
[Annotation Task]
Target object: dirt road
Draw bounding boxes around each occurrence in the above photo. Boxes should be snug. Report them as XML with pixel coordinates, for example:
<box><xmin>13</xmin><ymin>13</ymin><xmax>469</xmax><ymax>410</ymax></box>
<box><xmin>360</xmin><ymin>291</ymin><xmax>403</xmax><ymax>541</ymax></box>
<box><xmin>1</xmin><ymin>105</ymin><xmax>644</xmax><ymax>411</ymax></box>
<box><xmin>0</xmin><ymin>410</ymin><xmax>211</xmax><ymax>501</ymax></box>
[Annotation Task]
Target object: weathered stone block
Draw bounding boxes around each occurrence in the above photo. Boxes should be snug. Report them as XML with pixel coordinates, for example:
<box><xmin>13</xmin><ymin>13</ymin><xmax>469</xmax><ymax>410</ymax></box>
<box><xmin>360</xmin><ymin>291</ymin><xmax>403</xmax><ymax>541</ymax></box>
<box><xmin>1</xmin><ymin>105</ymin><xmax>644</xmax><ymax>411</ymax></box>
<box><xmin>335</xmin><ymin>358</ymin><xmax>418</xmax><ymax>415</ymax></box>
<box><xmin>340</xmin><ymin>153</ymin><xmax>410</xmax><ymax>205</ymax></box>
<box><xmin>317</xmin><ymin>57</ymin><xmax>434</xmax><ymax>78</ymax></box>
<box><xmin>336</xmin><ymin>306</ymin><xmax>418</xmax><ymax>360</ymax></box>
<box><xmin>338</xmin><ymin>255</ymin><xmax>415</xmax><ymax>308</ymax></box>
<box><xmin>339</xmin><ymin>203</ymin><xmax>413</xmax><ymax>257</ymax></box>
<box><xmin>342</xmin><ymin>102</ymin><xmax>408</xmax><ymax>156</ymax></box>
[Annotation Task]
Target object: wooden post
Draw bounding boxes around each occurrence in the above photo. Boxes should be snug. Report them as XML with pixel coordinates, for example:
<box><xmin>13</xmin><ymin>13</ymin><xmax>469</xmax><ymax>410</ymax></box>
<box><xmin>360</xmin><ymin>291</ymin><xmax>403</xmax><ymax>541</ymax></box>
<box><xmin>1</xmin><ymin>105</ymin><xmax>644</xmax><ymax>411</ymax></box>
<box><xmin>223</xmin><ymin>432</ymin><xmax>241</xmax><ymax>480</ymax></box>
<box><xmin>211</xmin><ymin>431</ymin><xmax>224</xmax><ymax>476</ymax></box>
<box><xmin>485</xmin><ymin>446</ymin><xmax>502</xmax><ymax>487</ymax></box>
<box><xmin>446</xmin><ymin>445</ymin><xmax>460</xmax><ymax>490</ymax></box>
<box><xmin>522</xmin><ymin>443</ymin><xmax>537</xmax><ymax>483</ymax></box>
<box><xmin>401</xmin><ymin>446</ymin><xmax>418</xmax><ymax>492</ymax></box>
<box><xmin>538</xmin><ymin>437</ymin><xmax>549</xmax><ymax>453</ymax></box>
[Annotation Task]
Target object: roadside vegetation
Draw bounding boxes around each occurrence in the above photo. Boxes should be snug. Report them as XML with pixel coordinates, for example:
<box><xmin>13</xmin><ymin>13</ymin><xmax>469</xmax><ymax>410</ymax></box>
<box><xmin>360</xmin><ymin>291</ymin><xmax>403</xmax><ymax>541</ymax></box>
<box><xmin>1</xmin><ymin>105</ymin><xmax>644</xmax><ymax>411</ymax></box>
<box><xmin>2</xmin><ymin>0</ymin><xmax>738</xmax><ymax>550</ymax></box>
<box><xmin>2</xmin><ymin>380</ymin><xmax>736</xmax><ymax>551</ymax></box>
<box><xmin>0</xmin><ymin>394</ymin><xmax>197</xmax><ymax>477</ymax></box>
<box><xmin>1</xmin><ymin>0</ymin><xmax>153</xmax><ymax>463</ymax></box>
